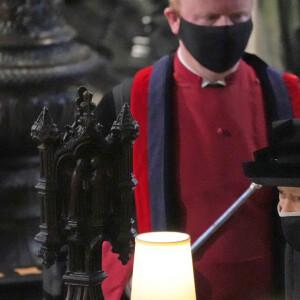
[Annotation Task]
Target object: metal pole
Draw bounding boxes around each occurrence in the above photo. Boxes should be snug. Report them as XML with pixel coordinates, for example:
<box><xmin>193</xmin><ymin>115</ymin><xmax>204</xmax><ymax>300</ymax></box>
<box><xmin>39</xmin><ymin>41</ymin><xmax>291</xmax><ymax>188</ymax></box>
<box><xmin>191</xmin><ymin>183</ymin><xmax>262</xmax><ymax>254</ymax></box>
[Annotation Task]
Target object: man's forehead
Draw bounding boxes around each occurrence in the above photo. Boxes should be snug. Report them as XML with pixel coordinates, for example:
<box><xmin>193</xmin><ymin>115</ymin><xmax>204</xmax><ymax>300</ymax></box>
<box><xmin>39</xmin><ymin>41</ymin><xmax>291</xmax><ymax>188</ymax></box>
<box><xmin>180</xmin><ymin>0</ymin><xmax>253</xmax><ymax>13</ymax></box>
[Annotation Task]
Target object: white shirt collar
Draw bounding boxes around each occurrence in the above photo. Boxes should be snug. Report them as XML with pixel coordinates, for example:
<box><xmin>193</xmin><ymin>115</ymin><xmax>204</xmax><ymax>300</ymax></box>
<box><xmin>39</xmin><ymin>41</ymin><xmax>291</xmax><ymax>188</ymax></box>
<box><xmin>177</xmin><ymin>48</ymin><xmax>226</xmax><ymax>88</ymax></box>
<box><xmin>201</xmin><ymin>79</ymin><xmax>226</xmax><ymax>88</ymax></box>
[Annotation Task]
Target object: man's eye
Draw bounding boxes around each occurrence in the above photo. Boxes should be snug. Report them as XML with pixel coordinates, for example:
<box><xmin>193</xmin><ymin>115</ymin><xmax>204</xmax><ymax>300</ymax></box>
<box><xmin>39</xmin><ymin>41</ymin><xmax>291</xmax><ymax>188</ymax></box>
<box><xmin>232</xmin><ymin>13</ymin><xmax>242</xmax><ymax>19</ymax></box>
<box><xmin>207</xmin><ymin>14</ymin><xmax>219</xmax><ymax>21</ymax></box>
<box><xmin>230</xmin><ymin>13</ymin><xmax>246</xmax><ymax>23</ymax></box>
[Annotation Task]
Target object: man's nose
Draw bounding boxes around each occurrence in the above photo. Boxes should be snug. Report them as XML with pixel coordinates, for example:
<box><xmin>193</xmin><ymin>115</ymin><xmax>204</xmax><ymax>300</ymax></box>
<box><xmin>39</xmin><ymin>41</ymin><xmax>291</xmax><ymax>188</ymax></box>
<box><xmin>215</xmin><ymin>16</ymin><xmax>233</xmax><ymax>26</ymax></box>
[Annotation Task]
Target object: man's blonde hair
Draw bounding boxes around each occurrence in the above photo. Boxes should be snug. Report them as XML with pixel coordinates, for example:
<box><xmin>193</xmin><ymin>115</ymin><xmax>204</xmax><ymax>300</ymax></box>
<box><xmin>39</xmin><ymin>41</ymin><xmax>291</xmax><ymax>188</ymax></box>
<box><xmin>169</xmin><ymin>0</ymin><xmax>181</xmax><ymax>13</ymax></box>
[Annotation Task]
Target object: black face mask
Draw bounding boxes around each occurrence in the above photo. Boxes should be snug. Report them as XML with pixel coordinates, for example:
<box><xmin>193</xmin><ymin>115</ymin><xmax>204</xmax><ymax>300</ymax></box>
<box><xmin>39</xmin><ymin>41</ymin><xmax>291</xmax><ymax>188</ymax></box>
<box><xmin>178</xmin><ymin>18</ymin><xmax>253</xmax><ymax>73</ymax></box>
<box><xmin>281</xmin><ymin>216</ymin><xmax>300</xmax><ymax>251</ymax></box>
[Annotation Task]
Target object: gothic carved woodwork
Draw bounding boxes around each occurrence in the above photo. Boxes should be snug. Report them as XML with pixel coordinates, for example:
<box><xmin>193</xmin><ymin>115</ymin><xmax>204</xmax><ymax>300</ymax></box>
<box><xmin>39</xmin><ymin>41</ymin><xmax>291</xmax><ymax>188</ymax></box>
<box><xmin>31</xmin><ymin>87</ymin><xmax>139</xmax><ymax>299</ymax></box>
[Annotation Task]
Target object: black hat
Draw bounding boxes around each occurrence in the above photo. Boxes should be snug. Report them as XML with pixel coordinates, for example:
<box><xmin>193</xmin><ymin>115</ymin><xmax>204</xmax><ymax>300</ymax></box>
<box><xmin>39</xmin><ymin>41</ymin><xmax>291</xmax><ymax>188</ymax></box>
<box><xmin>243</xmin><ymin>119</ymin><xmax>300</xmax><ymax>187</ymax></box>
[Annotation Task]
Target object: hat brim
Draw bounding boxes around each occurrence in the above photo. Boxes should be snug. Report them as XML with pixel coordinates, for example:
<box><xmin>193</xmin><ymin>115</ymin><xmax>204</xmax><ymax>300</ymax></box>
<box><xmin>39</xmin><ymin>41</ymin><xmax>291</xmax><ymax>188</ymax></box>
<box><xmin>243</xmin><ymin>162</ymin><xmax>300</xmax><ymax>187</ymax></box>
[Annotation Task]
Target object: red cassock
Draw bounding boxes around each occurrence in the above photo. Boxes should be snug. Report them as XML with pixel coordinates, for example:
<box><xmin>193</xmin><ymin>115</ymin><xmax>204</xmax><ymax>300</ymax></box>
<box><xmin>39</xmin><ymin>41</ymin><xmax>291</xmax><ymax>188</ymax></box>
<box><xmin>102</xmin><ymin>52</ymin><xmax>300</xmax><ymax>300</ymax></box>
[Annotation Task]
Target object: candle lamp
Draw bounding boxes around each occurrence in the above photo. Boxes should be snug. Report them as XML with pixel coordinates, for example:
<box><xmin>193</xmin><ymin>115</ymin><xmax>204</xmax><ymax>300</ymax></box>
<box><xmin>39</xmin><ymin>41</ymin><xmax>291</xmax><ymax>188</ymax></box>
<box><xmin>131</xmin><ymin>232</ymin><xmax>196</xmax><ymax>300</ymax></box>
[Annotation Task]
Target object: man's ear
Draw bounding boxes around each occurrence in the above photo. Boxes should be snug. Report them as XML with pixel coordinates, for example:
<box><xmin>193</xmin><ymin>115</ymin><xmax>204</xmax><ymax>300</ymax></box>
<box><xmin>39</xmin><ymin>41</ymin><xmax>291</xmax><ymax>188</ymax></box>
<box><xmin>164</xmin><ymin>7</ymin><xmax>180</xmax><ymax>35</ymax></box>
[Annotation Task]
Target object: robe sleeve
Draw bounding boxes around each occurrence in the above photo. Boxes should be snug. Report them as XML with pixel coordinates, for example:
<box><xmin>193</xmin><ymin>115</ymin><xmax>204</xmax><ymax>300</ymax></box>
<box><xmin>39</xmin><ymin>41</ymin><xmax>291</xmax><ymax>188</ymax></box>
<box><xmin>131</xmin><ymin>66</ymin><xmax>154</xmax><ymax>234</ymax></box>
<box><xmin>102</xmin><ymin>242</ymin><xmax>134</xmax><ymax>300</ymax></box>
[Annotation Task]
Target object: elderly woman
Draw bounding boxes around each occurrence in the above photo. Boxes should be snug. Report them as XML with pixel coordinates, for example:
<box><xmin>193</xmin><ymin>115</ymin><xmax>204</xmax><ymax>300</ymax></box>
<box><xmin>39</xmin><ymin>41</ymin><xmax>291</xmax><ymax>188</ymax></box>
<box><xmin>244</xmin><ymin>118</ymin><xmax>300</xmax><ymax>300</ymax></box>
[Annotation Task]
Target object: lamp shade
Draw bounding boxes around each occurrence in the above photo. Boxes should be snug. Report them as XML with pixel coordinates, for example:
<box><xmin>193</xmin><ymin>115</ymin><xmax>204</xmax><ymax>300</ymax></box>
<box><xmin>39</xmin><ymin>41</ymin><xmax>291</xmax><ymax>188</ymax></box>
<box><xmin>131</xmin><ymin>232</ymin><xmax>196</xmax><ymax>300</ymax></box>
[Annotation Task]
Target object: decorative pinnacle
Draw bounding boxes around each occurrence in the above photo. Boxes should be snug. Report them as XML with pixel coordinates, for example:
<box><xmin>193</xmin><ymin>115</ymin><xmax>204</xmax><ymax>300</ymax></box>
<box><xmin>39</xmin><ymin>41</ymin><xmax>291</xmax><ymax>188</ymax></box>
<box><xmin>76</xmin><ymin>86</ymin><xmax>96</xmax><ymax>115</ymax></box>
<box><xmin>31</xmin><ymin>106</ymin><xmax>60</xmax><ymax>144</ymax></box>
<box><xmin>111</xmin><ymin>103</ymin><xmax>139</xmax><ymax>141</ymax></box>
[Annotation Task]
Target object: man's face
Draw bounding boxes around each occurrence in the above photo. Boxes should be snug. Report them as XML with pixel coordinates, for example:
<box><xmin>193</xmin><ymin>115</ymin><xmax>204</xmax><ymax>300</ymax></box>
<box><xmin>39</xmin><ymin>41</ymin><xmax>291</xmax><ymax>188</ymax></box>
<box><xmin>278</xmin><ymin>186</ymin><xmax>300</xmax><ymax>212</ymax></box>
<box><xmin>179</xmin><ymin>0</ymin><xmax>253</xmax><ymax>26</ymax></box>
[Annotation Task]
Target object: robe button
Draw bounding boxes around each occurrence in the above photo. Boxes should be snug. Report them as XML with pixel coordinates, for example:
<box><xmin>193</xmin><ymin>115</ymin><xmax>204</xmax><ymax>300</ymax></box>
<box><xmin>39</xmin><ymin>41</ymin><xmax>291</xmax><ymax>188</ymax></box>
<box><xmin>217</xmin><ymin>128</ymin><xmax>231</xmax><ymax>137</ymax></box>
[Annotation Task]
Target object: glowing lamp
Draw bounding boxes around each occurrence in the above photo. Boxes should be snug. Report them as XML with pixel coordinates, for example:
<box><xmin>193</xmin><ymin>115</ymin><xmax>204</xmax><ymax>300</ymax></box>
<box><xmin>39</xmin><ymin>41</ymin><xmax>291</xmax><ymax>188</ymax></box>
<box><xmin>131</xmin><ymin>231</ymin><xmax>196</xmax><ymax>300</ymax></box>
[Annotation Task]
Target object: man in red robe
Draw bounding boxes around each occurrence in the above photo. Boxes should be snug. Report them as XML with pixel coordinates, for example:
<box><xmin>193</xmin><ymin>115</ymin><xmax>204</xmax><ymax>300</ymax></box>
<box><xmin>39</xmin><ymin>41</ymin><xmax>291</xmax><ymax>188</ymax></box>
<box><xmin>96</xmin><ymin>0</ymin><xmax>300</xmax><ymax>299</ymax></box>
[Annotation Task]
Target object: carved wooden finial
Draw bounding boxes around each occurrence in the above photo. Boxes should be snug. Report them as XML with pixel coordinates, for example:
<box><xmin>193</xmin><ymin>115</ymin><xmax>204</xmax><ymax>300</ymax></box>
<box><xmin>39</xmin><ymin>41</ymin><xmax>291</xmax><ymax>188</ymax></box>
<box><xmin>111</xmin><ymin>102</ymin><xmax>139</xmax><ymax>142</ymax></box>
<box><xmin>31</xmin><ymin>106</ymin><xmax>60</xmax><ymax>144</ymax></box>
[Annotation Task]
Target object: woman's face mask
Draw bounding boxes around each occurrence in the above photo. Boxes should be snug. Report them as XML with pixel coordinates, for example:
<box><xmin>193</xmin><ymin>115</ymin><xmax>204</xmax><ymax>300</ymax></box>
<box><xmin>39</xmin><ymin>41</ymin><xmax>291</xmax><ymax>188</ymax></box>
<box><xmin>281</xmin><ymin>216</ymin><xmax>300</xmax><ymax>251</ymax></box>
<box><xmin>178</xmin><ymin>18</ymin><xmax>253</xmax><ymax>73</ymax></box>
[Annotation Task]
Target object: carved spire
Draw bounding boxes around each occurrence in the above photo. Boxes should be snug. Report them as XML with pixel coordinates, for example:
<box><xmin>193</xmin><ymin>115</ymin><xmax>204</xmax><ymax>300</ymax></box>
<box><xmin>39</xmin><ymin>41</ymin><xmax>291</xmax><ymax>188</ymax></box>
<box><xmin>111</xmin><ymin>103</ymin><xmax>139</xmax><ymax>142</ymax></box>
<box><xmin>31</xmin><ymin>106</ymin><xmax>60</xmax><ymax>144</ymax></box>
